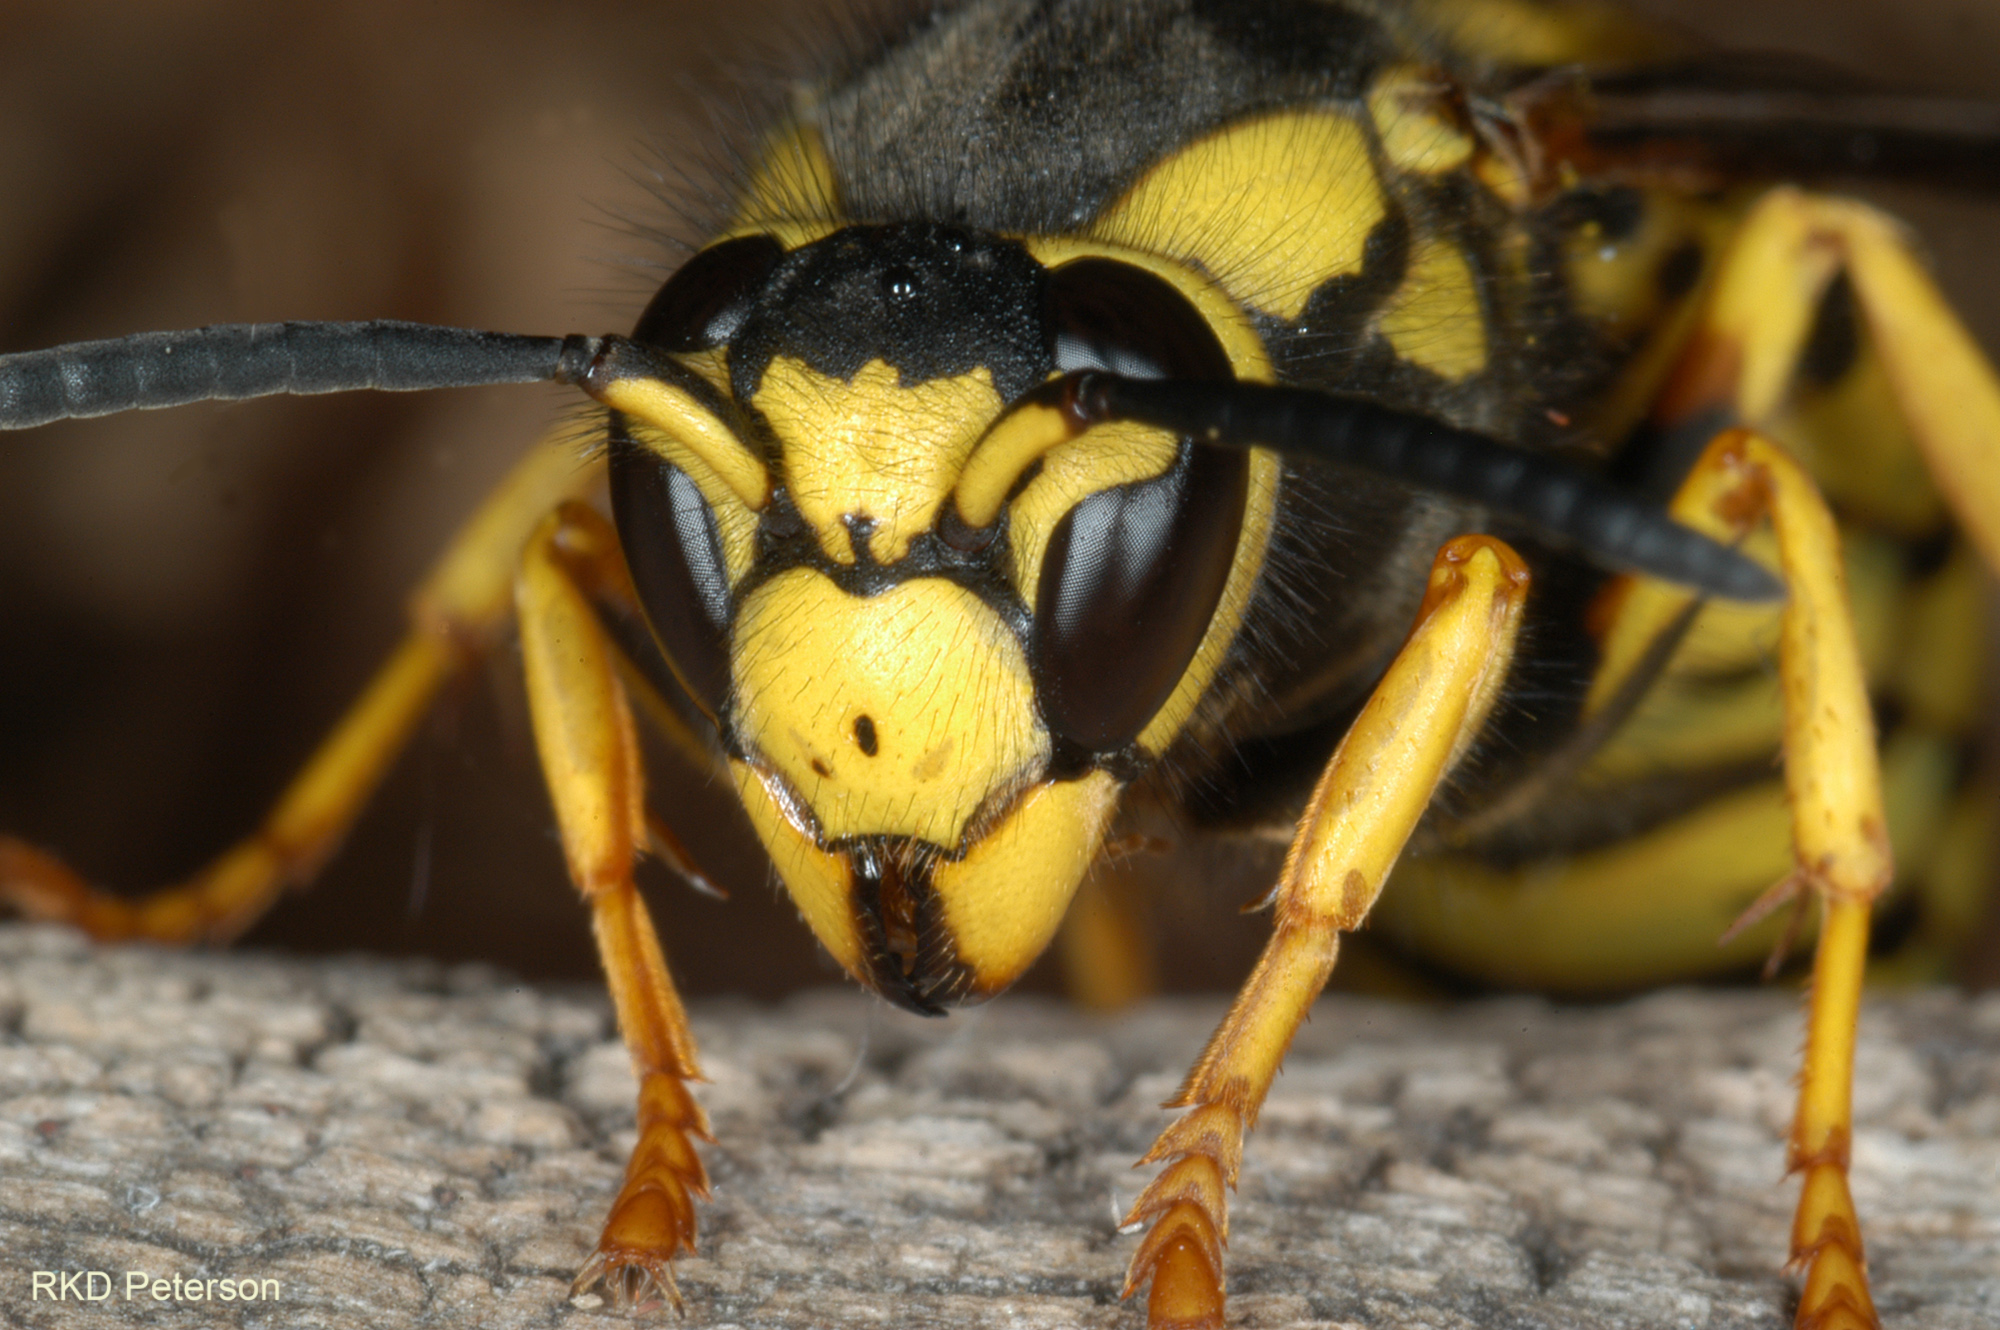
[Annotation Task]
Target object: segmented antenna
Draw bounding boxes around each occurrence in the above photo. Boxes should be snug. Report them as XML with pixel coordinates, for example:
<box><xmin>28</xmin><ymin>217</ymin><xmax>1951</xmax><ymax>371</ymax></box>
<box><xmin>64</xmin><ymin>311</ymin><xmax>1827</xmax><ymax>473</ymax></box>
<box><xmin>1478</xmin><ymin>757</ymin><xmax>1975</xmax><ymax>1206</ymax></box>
<box><xmin>1072</xmin><ymin>373</ymin><xmax>1785</xmax><ymax>603</ymax></box>
<box><xmin>0</xmin><ymin>322</ymin><xmax>604</xmax><ymax>429</ymax></box>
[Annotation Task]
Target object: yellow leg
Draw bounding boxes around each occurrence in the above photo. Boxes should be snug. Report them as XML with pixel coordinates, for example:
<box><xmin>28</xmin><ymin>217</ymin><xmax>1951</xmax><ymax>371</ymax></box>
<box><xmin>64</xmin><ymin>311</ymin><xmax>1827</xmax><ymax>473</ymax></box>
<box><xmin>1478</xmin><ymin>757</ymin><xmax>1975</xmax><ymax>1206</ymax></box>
<box><xmin>1653</xmin><ymin>189</ymin><xmax>2000</xmax><ymax>1330</ymax></box>
<box><xmin>0</xmin><ymin>431</ymin><xmax>600</xmax><ymax>943</ymax></box>
<box><xmin>1656</xmin><ymin>186</ymin><xmax>2000</xmax><ymax>579</ymax></box>
<box><xmin>515</xmin><ymin>500</ymin><xmax>709</xmax><ymax>1312</ymax></box>
<box><xmin>1678</xmin><ymin>429</ymin><xmax>1890</xmax><ymax>1330</ymax></box>
<box><xmin>1123</xmin><ymin>536</ymin><xmax>1530</xmax><ymax>1330</ymax></box>
<box><xmin>1057</xmin><ymin>869</ymin><xmax>1158</xmax><ymax>1011</ymax></box>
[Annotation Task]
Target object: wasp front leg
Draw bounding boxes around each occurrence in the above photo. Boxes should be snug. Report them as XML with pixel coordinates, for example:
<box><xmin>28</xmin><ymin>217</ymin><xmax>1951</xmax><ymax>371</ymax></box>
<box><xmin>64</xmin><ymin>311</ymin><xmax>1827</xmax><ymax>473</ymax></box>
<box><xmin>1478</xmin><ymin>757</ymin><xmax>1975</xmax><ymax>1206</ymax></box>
<box><xmin>515</xmin><ymin>499</ymin><xmax>710</xmax><ymax>1312</ymax></box>
<box><xmin>1123</xmin><ymin>536</ymin><xmax>1529</xmax><ymax>1329</ymax></box>
<box><xmin>0</xmin><ymin>431</ymin><xmax>599</xmax><ymax>943</ymax></box>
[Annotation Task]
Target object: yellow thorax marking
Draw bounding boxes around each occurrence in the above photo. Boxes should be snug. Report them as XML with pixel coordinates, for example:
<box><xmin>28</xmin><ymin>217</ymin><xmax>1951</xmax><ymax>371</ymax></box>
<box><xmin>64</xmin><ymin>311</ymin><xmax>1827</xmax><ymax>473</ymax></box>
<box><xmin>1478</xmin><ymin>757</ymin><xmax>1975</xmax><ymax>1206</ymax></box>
<box><xmin>731</xmin><ymin>569</ymin><xmax>1049</xmax><ymax>849</ymax></box>
<box><xmin>1376</xmin><ymin>237</ymin><xmax>1489</xmax><ymax>382</ymax></box>
<box><xmin>754</xmin><ymin>357</ymin><xmax>1006</xmax><ymax>564</ymax></box>
<box><xmin>1367</xmin><ymin>66</ymin><xmax>1474</xmax><ymax>177</ymax></box>
<box><xmin>1094</xmin><ymin>109</ymin><xmax>1385</xmax><ymax>322</ymax></box>
<box><xmin>730</xmin><ymin>118</ymin><xmax>843</xmax><ymax>251</ymax></box>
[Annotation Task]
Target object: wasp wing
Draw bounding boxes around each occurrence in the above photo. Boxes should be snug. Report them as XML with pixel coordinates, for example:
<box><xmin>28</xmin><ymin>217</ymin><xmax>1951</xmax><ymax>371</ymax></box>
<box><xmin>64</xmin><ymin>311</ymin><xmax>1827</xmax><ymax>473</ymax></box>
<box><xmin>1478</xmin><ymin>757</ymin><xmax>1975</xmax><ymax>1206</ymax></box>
<box><xmin>1516</xmin><ymin>50</ymin><xmax>2000</xmax><ymax>192</ymax></box>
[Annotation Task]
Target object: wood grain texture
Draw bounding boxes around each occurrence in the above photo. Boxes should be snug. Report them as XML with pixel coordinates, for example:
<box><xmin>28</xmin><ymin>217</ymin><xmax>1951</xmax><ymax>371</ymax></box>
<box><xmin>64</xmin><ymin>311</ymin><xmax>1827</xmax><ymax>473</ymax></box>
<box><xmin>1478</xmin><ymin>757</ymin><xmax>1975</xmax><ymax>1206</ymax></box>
<box><xmin>2</xmin><ymin>922</ymin><xmax>1995</xmax><ymax>1329</ymax></box>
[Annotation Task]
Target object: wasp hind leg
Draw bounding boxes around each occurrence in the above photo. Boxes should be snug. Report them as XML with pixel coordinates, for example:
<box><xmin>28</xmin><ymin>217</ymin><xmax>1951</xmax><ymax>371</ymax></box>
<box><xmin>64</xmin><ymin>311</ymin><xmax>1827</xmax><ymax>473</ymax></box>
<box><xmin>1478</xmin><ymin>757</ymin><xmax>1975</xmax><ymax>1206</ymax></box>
<box><xmin>1123</xmin><ymin>537</ymin><xmax>1530</xmax><ymax>1330</ymax></box>
<box><xmin>1646</xmin><ymin>187</ymin><xmax>2000</xmax><ymax>1330</ymax></box>
<box><xmin>1666</xmin><ymin>428</ymin><xmax>1894</xmax><ymax>1330</ymax></box>
<box><xmin>0</xmin><ymin>431</ymin><xmax>599</xmax><ymax>944</ymax></box>
<box><xmin>515</xmin><ymin>499</ymin><xmax>711</xmax><ymax>1312</ymax></box>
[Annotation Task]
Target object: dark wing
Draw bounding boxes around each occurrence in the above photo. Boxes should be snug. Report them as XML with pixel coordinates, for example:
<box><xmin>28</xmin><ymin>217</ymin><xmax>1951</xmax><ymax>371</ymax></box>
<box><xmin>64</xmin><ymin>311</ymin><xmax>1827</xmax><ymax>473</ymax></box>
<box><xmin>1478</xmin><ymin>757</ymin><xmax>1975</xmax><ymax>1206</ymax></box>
<box><xmin>1511</xmin><ymin>50</ymin><xmax>2000</xmax><ymax>193</ymax></box>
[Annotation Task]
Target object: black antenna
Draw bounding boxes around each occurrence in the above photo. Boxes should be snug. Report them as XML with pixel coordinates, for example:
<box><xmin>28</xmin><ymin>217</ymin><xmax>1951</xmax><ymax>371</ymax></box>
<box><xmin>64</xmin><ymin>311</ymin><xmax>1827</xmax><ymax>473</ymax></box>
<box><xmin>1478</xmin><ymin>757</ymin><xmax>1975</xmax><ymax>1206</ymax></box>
<box><xmin>0</xmin><ymin>321</ymin><xmax>604</xmax><ymax>429</ymax></box>
<box><xmin>1069</xmin><ymin>373</ymin><xmax>1785</xmax><ymax>603</ymax></box>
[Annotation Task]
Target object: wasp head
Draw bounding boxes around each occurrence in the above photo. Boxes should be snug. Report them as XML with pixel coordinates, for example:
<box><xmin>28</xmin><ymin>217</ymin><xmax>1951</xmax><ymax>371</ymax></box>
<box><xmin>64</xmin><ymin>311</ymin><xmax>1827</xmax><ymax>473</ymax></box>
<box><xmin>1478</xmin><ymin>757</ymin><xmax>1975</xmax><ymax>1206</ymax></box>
<box><xmin>598</xmin><ymin>221</ymin><xmax>1262</xmax><ymax>1012</ymax></box>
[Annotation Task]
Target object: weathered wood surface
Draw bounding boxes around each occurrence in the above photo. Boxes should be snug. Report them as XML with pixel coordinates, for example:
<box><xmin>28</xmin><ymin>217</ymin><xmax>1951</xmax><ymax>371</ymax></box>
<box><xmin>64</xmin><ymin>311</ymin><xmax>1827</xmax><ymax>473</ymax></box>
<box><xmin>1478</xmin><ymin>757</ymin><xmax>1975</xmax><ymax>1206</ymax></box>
<box><xmin>1</xmin><ymin>922</ymin><xmax>1995</xmax><ymax>1329</ymax></box>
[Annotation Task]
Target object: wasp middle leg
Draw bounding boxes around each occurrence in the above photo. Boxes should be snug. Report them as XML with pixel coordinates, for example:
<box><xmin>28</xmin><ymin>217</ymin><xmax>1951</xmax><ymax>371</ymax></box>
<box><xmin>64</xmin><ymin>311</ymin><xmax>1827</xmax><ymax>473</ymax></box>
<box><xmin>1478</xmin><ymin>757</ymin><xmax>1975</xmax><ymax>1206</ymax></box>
<box><xmin>515</xmin><ymin>498</ymin><xmax>712</xmax><ymax>1312</ymax></box>
<box><xmin>0</xmin><ymin>432</ymin><xmax>599</xmax><ymax>943</ymax></box>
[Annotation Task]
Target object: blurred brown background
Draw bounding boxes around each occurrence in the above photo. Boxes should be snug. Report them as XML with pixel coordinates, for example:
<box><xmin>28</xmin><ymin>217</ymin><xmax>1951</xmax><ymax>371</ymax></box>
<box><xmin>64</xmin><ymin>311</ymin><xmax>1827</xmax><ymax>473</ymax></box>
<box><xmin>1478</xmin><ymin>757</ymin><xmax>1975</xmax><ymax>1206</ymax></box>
<box><xmin>0</xmin><ymin>0</ymin><xmax>1995</xmax><ymax>997</ymax></box>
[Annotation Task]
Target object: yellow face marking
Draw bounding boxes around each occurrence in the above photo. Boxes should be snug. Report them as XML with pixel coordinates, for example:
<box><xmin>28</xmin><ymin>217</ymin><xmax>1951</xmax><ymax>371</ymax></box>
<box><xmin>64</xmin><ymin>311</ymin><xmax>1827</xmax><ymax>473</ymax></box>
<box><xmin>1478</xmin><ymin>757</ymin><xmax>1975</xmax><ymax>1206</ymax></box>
<box><xmin>1376</xmin><ymin>238</ymin><xmax>1488</xmax><ymax>382</ymax></box>
<box><xmin>731</xmin><ymin>569</ymin><xmax>1048</xmax><ymax>848</ymax></box>
<box><xmin>754</xmin><ymin>357</ymin><xmax>1004</xmax><ymax>565</ymax></box>
<box><xmin>1367</xmin><ymin>66</ymin><xmax>1474</xmax><ymax>177</ymax></box>
<box><xmin>730</xmin><ymin>119</ymin><xmax>844</xmax><ymax>250</ymax></box>
<box><xmin>954</xmin><ymin>397</ymin><xmax>1076</xmax><ymax>532</ymax></box>
<box><xmin>1007</xmin><ymin>420</ymin><xmax>1180</xmax><ymax>601</ymax></box>
<box><xmin>598</xmin><ymin>377</ymin><xmax>770</xmax><ymax>511</ymax></box>
<box><xmin>731</xmin><ymin>756</ymin><xmax>867</xmax><ymax>983</ymax></box>
<box><xmin>931</xmin><ymin>771</ymin><xmax>1122</xmax><ymax>994</ymax></box>
<box><xmin>1094</xmin><ymin>110</ymin><xmax>1385</xmax><ymax>322</ymax></box>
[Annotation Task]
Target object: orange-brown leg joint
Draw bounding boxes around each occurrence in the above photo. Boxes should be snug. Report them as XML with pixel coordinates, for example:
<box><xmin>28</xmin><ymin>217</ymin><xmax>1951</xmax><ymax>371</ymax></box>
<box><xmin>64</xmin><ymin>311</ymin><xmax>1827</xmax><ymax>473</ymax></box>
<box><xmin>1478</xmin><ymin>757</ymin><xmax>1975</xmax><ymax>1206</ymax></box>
<box><xmin>1667</xmin><ymin>429</ymin><xmax>1887</xmax><ymax>1330</ymax></box>
<box><xmin>0</xmin><ymin>431</ymin><xmax>601</xmax><ymax>945</ymax></box>
<box><xmin>516</xmin><ymin>500</ymin><xmax>710</xmax><ymax>1314</ymax></box>
<box><xmin>1122</xmin><ymin>536</ymin><xmax>1529</xmax><ymax>1330</ymax></box>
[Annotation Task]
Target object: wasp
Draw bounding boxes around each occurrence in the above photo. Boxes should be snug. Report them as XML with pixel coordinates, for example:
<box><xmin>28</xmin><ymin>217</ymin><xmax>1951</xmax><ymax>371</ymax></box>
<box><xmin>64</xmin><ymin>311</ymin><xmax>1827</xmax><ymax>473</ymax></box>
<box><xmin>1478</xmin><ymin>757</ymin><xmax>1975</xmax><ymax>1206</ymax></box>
<box><xmin>1</xmin><ymin>2</ymin><xmax>1996</xmax><ymax>1327</ymax></box>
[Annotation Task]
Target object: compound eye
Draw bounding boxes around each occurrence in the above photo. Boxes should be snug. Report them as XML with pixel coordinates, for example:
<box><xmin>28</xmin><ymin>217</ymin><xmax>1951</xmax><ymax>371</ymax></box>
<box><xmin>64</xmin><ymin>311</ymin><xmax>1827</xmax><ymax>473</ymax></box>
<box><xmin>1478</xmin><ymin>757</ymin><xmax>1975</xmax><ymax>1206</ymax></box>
<box><xmin>609</xmin><ymin>435</ymin><xmax>734</xmax><ymax>718</ymax></box>
<box><xmin>632</xmin><ymin>233</ymin><xmax>785</xmax><ymax>352</ymax></box>
<box><xmin>1032</xmin><ymin>260</ymin><xmax>1247</xmax><ymax>753</ymax></box>
<box><xmin>1046</xmin><ymin>257</ymin><xmax>1233</xmax><ymax>381</ymax></box>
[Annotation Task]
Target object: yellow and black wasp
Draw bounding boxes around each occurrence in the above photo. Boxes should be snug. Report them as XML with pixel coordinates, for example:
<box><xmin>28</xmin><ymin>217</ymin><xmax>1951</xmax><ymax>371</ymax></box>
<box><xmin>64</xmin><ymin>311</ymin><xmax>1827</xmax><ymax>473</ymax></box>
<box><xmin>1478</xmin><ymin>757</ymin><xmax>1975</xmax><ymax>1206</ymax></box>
<box><xmin>2</xmin><ymin>2</ymin><xmax>1997</xmax><ymax>1327</ymax></box>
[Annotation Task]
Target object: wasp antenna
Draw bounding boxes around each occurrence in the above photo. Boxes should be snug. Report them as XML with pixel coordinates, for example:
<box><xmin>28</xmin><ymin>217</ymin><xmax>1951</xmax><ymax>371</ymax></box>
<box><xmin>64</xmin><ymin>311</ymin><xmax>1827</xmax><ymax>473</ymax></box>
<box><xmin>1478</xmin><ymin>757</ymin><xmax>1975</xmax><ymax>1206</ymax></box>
<box><xmin>0</xmin><ymin>321</ymin><xmax>606</xmax><ymax>429</ymax></box>
<box><xmin>1075</xmin><ymin>374</ymin><xmax>1784</xmax><ymax>603</ymax></box>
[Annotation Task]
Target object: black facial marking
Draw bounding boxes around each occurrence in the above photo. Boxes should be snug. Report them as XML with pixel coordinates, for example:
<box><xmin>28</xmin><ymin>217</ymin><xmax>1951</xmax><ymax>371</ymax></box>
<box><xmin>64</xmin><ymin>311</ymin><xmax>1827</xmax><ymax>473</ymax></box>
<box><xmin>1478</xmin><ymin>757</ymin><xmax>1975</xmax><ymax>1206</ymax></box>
<box><xmin>734</xmin><ymin>485</ymin><xmax>1037</xmax><ymax>667</ymax></box>
<box><xmin>729</xmin><ymin>223</ymin><xmax>1051</xmax><ymax>402</ymax></box>
<box><xmin>854</xmin><ymin>715</ymin><xmax>879</xmax><ymax>756</ymax></box>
